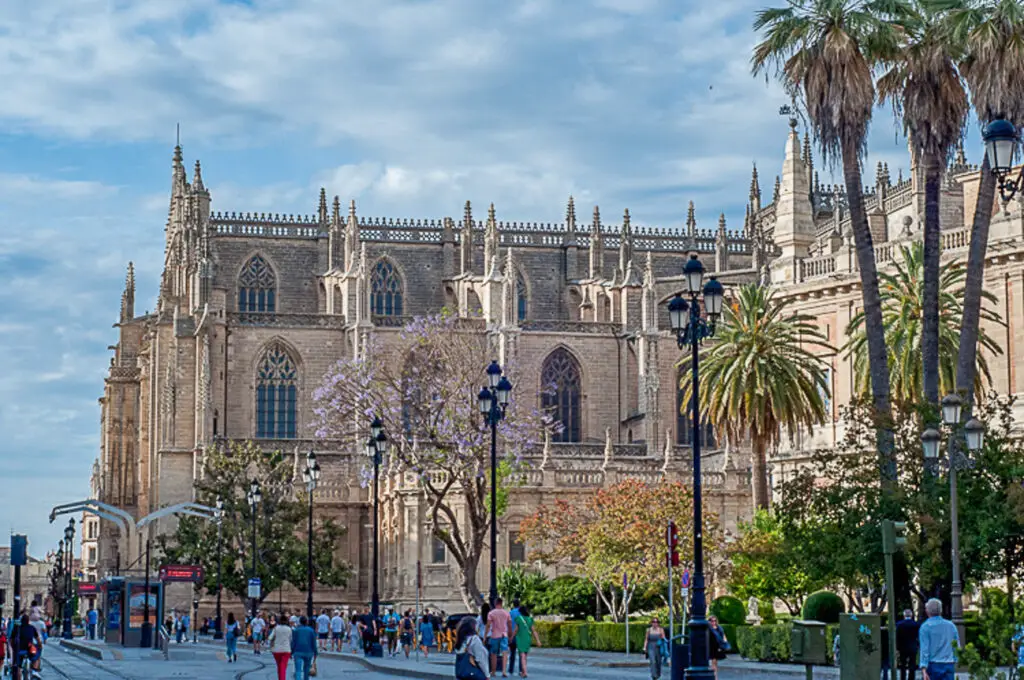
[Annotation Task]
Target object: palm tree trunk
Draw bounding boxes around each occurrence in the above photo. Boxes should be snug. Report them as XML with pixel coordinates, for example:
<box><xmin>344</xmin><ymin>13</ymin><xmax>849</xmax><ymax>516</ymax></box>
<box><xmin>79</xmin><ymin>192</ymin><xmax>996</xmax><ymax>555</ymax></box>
<box><xmin>954</xmin><ymin>155</ymin><xmax>997</xmax><ymax>412</ymax></box>
<box><xmin>922</xmin><ymin>151</ymin><xmax>942</xmax><ymax>407</ymax></box>
<box><xmin>752</xmin><ymin>438</ymin><xmax>769</xmax><ymax>511</ymax></box>
<box><xmin>841</xmin><ymin>138</ymin><xmax>896</xmax><ymax>485</ymax></box>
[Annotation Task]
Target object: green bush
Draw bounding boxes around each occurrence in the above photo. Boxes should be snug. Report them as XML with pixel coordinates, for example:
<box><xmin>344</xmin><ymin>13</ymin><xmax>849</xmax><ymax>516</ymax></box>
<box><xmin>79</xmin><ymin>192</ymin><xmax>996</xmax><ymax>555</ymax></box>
<box><xmin>710</xmin><ymin>596</ymin><xmax>746</xmax><ymax>625</ymax></box>
<box><xmin>540</xmin><ymin>576</ymin><xmax>596</xmax><ymax>620</ymax></box>
<box><xmin>758</xmin><ymin>600</ymin><xmax>777</xmax><ymax>625</ymax></box>
<box><xmin>735</xmin><ymin>622</ymin><xmax>840</xmax><ymax>664</ymax></box>
<box><xmin>801</xmin><ymin>591</ymin><xmax>844</xmax><ymax>624</ymax></box>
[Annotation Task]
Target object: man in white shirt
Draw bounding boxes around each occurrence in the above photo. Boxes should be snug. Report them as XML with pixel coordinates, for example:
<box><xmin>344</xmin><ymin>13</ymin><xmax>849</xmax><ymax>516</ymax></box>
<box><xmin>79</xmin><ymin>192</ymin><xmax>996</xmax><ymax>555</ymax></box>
<box><xmin>251</xmin><ymin>612</ymin><xmax>266</xmax><ymax>655</ymax></box>
<box><xmin>316</xmin><ymin>609</ymin><xmax>331</xmax><ymax>651</ymax></box>
<box><xmin>289</xmin><ymin>613</ymin><xmax>300</xmax><ymax>628</ymax></box>
<box><xmin>330</xmin><ymin>610</ymin><xmax>345</xmax><ymax>652</ymax></box>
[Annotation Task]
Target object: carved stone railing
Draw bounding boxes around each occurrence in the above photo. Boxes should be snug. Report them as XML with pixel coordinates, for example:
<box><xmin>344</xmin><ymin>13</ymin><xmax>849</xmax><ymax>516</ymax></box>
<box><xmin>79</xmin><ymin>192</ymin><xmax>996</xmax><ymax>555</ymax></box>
<box><xmin>941</xmin><ymin>226</ymin><xmax>970</xmax><ymax>251</ymax></box>
<box><xmin>107</xmin><ymin>366</ymin><xmax>140</xmax><ymax>381</ymax></box>
<box><xmin>519</xmin><ymin>320</ymin><xmax>620</xmax><ymax>335</ymax></box>
<box><xmin>554</xmin><ymin>470</ymin><xmax>605</xmax><ymax>487</ymax></box>
<box><xmin>212</xmin><ymin>213</ymin><xmax>322</xmax><ymax>239</ymax></box>
<box><xmin>800</xmin><ymin>253</ymin><xmax>837</xmax><ymax>281</ymax></box>
<box><xmin>530</xmin><ymin>442</ymin><xmax>647</xmax><ymax>458</ymax></box>
<box><xmin>227</xmin><ymin>312</ymin><xmax>347</xmax><ymax>329</ymax></box>
<box><xmin>372</xmin><ymin>315</ymin><xmax>412</xmax><ymax>328</ymax></box>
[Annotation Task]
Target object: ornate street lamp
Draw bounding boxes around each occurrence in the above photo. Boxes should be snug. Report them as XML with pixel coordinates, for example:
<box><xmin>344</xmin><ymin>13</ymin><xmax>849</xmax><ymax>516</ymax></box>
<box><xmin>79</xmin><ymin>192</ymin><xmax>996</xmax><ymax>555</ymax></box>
<box><xmin>213</xmin><ymin>495</ymin><xmax>225</xmax><ymax>639</ymax></box>
<box><xmin>247</xmin><ymin>479</ymin><xmax>262</xmax><ymax>621</ymax></box>
<box><xmin>63</xmin><ymin>519</ymin><xmax>75</xmax><ymax>640</ymax></box>
<box><xmin>667</xmin><ymin>253</ymin><xmax>723</xmax><ymax>680</ymax></box>
<box><xmin>982</xmin><ymin>118</ymin><xmax>1022</xmax><ymax>201</ymax></box>
<box><xmin>478</xmin><ymin>361</ymin><xmax>513</xmax><ymax>606</ymax></box>
<box><xmin>364</xmin><ymin>419</ymin><xmax>387</xmax><ymax>655</ymax></box>
<box><xmin>921</xmin><ymin>394</ymin><xmax>985</xmax><ymax>642</ymax></box>
<box><xmin>302</xmin><ymin>449</ymin><xmax>322</xmax><ymax>619</ymax></box>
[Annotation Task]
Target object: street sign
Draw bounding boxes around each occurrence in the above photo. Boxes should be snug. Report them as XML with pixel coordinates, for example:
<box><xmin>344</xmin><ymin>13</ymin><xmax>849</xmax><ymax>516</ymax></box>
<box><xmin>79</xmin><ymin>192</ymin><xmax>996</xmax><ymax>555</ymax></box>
<box><xmin>78</xmin><ymin>582</ymin><xmax>99</xmax><ymax>595</ymax></box>
<box><xmin>10</xmin><ymin>536</ymin><xmax>26</xmax><ymax>566</ymax></box>
<box><xmin>248</xmin><ymin>577</ymin><xmax>261</xmax><ymax>599</ymax></box>
<box><xmin>159</xmin><ymin>565</ymin><xmax>204</xmax><ymax>583</ymax></box>
<box><xmin>681</xmin><ymin>569</ymin><xmax>691</xmax><ymax>588</ymax></box>
<box><xmin>681</xmin><ymin>587</ymin><xmax>689</xmax><ymax>599</ymax></box>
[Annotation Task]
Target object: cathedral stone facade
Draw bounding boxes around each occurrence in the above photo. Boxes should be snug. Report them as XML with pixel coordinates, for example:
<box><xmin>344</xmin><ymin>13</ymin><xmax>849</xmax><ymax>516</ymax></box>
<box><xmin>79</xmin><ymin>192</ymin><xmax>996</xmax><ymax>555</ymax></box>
<box><xmin>94</xmin><ymin>120</ymin><xmax>1024</xmax><ymax>613</ymax></box>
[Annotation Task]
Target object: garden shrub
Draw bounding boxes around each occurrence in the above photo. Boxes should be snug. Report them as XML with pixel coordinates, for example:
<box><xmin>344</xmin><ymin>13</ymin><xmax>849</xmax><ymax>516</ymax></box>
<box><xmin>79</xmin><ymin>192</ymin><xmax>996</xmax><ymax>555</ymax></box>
<box><xmin>540</xmin><ymin>575</ymin><xmax>596</xmax><ymax>620</ymax></box>
<box><xmin>710</xmin><ymin>596</ymin><xmax>746</xmax><ymax>625</ymax></box>
<box><xmin>801</xmin><ymin>591</ymin><xmax>844</xmax><ymax>624</ymax></box>
<box><xmin>758</xmin><ymin>600</ymin><xmax>777</xmax><ymax>624</ymax></box>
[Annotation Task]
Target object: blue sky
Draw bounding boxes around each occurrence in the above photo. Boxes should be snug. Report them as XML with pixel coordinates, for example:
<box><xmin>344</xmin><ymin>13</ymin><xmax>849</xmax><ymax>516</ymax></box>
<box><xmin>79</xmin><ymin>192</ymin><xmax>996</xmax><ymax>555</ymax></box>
<box><xmin>0</xmin><ymin>0</ymin><xmax>984</xmax><ymax>555</ymax></box>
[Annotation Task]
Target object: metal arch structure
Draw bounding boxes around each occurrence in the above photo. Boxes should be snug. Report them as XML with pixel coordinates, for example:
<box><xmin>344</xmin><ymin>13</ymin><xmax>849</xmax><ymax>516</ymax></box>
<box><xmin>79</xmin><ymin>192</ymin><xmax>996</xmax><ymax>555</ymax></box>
<box><xmin>49</xmin><ymin>499</ymin><xmax>133</xmax><ymax>531</ymax></box>
<box><xmin>136</xmin><ymin>502</ymin><xmax>217</xmax><ymax>529</ymax></box>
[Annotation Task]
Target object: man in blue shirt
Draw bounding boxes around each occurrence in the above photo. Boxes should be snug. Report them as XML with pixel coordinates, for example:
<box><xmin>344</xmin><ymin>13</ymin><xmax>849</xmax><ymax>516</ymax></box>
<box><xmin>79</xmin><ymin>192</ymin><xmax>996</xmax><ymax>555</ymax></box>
<box><xmin>919</xmin><ymin>598</ymin><xmax>959</xmax><ymax>680</ymax></box>
<box><xmin>507</xmin><ymin>599</ymin><xmax>521</xmax><ymax>675</ymax></box>
<box><xmin>86</xmin><ymin>607</ymin><xmax>98</xmax><ymax>640</ymax></box>
<box><xmin>291</xmin><ymin>616</ymin><xmax>318</xmax><ymax>680</ymax></box>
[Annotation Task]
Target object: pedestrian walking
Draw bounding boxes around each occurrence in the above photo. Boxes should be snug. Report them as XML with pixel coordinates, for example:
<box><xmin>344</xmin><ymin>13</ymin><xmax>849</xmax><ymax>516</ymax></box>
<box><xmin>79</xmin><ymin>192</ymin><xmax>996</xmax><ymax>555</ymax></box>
<box><xmin>643</xmin><ymin>617</ymin><xmax>666</xmax><ymax>680</ymax></box>
<box><xmin>486</xmin><ymin>597</ymin><xmax>512</xmax><ymax>678</ymax></box>
<box><xmin>507</xmin><ymin>600</ymin><xmax>521</xmax><ymax>675</ymax></box>
<box><xmin>512</xmin><ymin>604</ymin><xmax>540</xmax><ymax>679</ymax></box>
<box><xmin>291</xmin><ymin>616</ymin><xmax>318</xmax><ymax>680</ymax></box>
<box><xmin>709</xmin><ymin>616</ymin><xmax>731</xmax><ymax>678</ymax></box>
<box><xmin>268</xmin><ymin>615</ymin><xmax>293</xmax><ymax>680</ymax></box>
<box><xmin>454</xmin><ymin>617</ymin><xmax>488</xmax><ymax>680</ymax></box>
<box><xmin>400</xmin><ymin>610</ymin><xmax>415</xmax><ymax>658</ymax></box>
<box><xmin>330</xmin><ymin>610</ymin><xmax>344</xmax><ymax>652</ymax></box>
<box><xmin>347</xmin><ymin>613</ymin><xmax>361</xmax><ymax>654</ymax></box>
<box><xmin>419</xmin><ymin>613</ymin><xmax>435</xmax><ymax>659</ymax></box>
<box><xmin>252</xmin><ymin>611</ymin><xmax>267</xmax><ymax>655</ymax></box>
<box><xmin>86</xmin><ymin>607</ymin><xmax>97</xmax><ymax>640</ymax></box>
<box><xmin>225</xmin><ymin>612</ymin><xmax>239</xmax><ymax>663</ymax></box>
<box><xmin>918</xmin><ymin>598</ymin><xmax>959</xmax><ymax>680</ymax></box>
<box><xmin>315</xmin><ymin>609</ymin><xmax>330</xmax><ymax>651</ymax></box>
<box><xmin>896</xmin><ymin>609</ymin><xmax>920</xmax><ymax>680</ymax></box>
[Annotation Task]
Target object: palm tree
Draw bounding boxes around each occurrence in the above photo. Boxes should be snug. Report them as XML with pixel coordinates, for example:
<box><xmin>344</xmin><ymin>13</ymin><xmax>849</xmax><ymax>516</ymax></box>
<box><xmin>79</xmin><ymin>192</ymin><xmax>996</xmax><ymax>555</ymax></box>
<box><xmin>680</xmin><ymin>284</ymin><xmax>833</xmax><ymax>510</ymax></box>
<box><xmin>876</xmin><ymin>0</ymin><xmax>970</xmax><ymax>408</ymax></box>
<box><xmin>752</xmin><ymin>0</ymin><xmax>900</xmax><ymax>483</ymax></box>
<box><xmin>845</xmin><ymin>241</ymin><xmax>1002</xmax><ymax>405</ymax></box>
<box><xmin>947</xmin><ymin>0</ymin><xmax>1024</xmax><ymax>410</ymax></box>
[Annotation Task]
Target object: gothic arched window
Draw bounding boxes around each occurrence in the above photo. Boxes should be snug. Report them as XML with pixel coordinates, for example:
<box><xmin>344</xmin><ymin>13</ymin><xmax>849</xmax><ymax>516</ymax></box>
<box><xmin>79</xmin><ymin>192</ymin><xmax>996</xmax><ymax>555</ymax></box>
<box><xmin>371</xmin><ymin>259</ymin><xmax>404</xmax><ymax>316</ymax></box>
<box><xmin>676</xmin><ymin>370</ymin><xmax>716</xmax><ymax>448</ymax></box>
<box><xmin>256</xmin><ymin>343</ymin><xmax>298</xmax><ymax>439</ymax></box>
<box><xmin>541</xmin><ymin>348</ymin><xmax>582</xmax><ymax>443</ymax></box>
<box><xmin>238</xmin><ymin>255</ymin><xmax>277</xmax><ymax>313</ymax></box>
<box><xmin>516</xmin><ymin>272</ymin><xmax>528</xmax><ymax>322</ymax></box>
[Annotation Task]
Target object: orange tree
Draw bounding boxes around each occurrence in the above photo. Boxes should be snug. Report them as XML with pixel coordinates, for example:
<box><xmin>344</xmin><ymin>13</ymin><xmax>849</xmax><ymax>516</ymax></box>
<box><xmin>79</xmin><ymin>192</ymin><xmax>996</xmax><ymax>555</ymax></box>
<box><xmin>518</xmin><ymin>478</ymin><xmax>723</xmax><ymax>621</ymax></box>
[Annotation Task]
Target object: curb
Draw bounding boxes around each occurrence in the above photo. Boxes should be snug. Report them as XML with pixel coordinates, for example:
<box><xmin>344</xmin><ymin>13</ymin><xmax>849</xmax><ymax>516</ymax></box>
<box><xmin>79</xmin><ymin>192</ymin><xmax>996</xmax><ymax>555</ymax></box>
<box><xmin>58</xmin><ymin>638</ymin><xmax>109</xmax><ymax>660</ymax></box>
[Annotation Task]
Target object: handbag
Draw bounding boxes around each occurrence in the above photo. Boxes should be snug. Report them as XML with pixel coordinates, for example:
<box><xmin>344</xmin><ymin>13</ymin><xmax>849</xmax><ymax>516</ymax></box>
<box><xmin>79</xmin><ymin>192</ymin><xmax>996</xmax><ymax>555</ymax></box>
<box><xmin>309</xmin><ymin>657</ymin><xmax>318</xmax><ymax>677</ymax></box>
<box><xmin>455</xmin><ymin>651</ymin><xmax>487</xmax><ymax>680</ymax></box>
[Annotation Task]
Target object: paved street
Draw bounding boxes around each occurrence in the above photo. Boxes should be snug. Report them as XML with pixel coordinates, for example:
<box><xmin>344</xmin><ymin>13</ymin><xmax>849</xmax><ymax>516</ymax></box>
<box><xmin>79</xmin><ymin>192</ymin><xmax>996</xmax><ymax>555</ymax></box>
<box><xmin>43</xmin><ymin>638</ymin><xmax>841</xmax><ymax>680</ymax></box>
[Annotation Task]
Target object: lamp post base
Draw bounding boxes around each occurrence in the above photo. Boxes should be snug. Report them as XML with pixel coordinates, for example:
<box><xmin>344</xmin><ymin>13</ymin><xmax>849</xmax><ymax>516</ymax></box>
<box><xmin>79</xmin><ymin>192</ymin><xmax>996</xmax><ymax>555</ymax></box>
<box><xmin>140</xmin><ymin>622</ymin><xmax>152</xmax><ymax>649</ymax></box>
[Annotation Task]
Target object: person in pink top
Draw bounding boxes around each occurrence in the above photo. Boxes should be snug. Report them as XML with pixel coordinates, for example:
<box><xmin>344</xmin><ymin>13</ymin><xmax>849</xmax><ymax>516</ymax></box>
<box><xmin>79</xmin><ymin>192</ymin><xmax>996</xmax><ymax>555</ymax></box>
<box><xmin>485</xmin><ymin>597</ymin><xmax>512</xmax><ymax>678</ymax></box>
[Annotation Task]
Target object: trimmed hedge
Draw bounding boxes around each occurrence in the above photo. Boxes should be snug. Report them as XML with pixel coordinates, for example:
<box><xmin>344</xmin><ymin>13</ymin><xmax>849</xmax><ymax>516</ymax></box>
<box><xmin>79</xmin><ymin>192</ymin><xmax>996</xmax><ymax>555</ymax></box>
<box><xmin>735</xmin><ymin>623</ymin><xmax>840</xmax><ymax>664</ymax></box>
<box><xmin>801</xmin><ymin>591</ymin><xmax>845</xmax><ymax>624</ymax></box>
<box><xmin>710</xmin><ymin>596</ymin><xmax>747</xmax><ymax>625</ymax></box>
<box><xmin>534</xmin><ymin>620</ymin><xmax>647</xmax><ymax>652</ymax></box>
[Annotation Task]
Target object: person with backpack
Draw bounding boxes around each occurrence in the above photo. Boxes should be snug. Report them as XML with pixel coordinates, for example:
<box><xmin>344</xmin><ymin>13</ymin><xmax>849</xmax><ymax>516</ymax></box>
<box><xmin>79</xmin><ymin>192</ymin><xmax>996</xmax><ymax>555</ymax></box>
<box><xmin>400</xmin><ymin>610</ymin><xmax>415</xmax><ymax>658</ymax></box>
<box><xmin>454</xmin><ymin>616</ymin><xmax>488</xmax><ymax>680</ymax></box>
<box><xmin>224</xmin><ymin>612</ymin><xmax>239</xmax><ymax>663</ymax></box>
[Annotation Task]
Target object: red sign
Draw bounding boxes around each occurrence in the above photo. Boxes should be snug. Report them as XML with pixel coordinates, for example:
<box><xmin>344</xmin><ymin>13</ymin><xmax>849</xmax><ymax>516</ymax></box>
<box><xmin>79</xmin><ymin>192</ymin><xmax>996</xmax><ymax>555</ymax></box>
<box><xmin>159</xmin><ymin>565</ymin><xmax>204</xmax><ymax>583</ymax></box>
<box><xmin>78</xmin><ymin>582</ymin><xmax>98</xmax><ymax>594</ymax></box>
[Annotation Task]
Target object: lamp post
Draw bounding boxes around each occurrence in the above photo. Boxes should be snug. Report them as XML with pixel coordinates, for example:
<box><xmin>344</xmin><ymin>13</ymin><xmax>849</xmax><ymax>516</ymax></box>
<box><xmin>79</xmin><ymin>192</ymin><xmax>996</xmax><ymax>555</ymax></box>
<box><xmin>667</xmin><ymin>253</ymin><xmax>724</xmax><ymax>680</ymax></box>
<box><xmin>921</xmin><ymin>394</ymin><xmax>985</xmax><ymax>642</ymax></box>
<box><xmin>54</xmin><ymin>543</ymin><xmax>64</xmax><ymax>633</ymax></box>
<box><xmin>982</xmin><ymin>118</ymin><xmax>1021</xmax><ymax>201</ymax></box>
<box><xmin>63</xmin><ymin>518</ymin><xmax>76</xmax><ymax>640</ymax></box>
<box><xmin>213</xmin><ymin>495</ymin><xmax>224</xmax><ymax>639</ymax></box>
<box><xmin>366</xmin><ymin>418</ymin><xmax>389</xmax><ymax>625</ymax></box>
<box><xmin>247</xmin><ymin>479</ymin><xmax>262</xmax><ymax>621</ymax></box>
<box><xmin>477</xmin><ymin>361</ymin><xmax>513</xmax><ymax>607</ymax></box>
<box><xmin>303</xmin><ymin>449</ymin><xmax>322</xmax><ymax>620</ymax></box>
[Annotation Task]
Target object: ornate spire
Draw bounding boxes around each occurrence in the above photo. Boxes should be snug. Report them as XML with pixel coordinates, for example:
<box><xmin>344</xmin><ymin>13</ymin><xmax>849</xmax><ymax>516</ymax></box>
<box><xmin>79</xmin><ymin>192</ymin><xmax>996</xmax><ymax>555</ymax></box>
<box><xmin>566</xmin><ymin>195</ymin><xmax>577</xmax><ymax>231</ymax></box>
<box><xmin>686</xmin><ymin>200</ymin><xmax>696</xmax><ymax>236</ymax></box>
<box><xmin>643</xmin><ymin>250</ymin><xmax>655</xmax><ymax>288</ymax></box>
<box><xmin>485</xmin><ymin>202</ymin><xmax>500</xmax><ymax>267</ymax></box>
<box><xmin>602</xmin><ymin>427</ymin><xmax>614</xmax><ymax>470</ymax></box>
<box><xmin>460</xmin><ymin>200</ymin><xmax>474</xmax><ymax>275</ymax></box>
<box><xmin>331</xmin><ymin>195</ymin><xmax>341</xmax><ymax>226</ymax></box>
<box><xmin>718</xmin><ymin>213</ymin><xmax>727</xmax><ymax>234</ymax></box>
<box><xmin>318</xmin><ymin>187</ymin><xmax>328</xmax><ymax>225</ymax></box>
<box><xmin>120</xmin><ymin>261</ymin><xmax>135</xmax><ymax>323</ymax></box>
<box><xmin>192</xmin><ymin>160</ymin><xmax>205</xmax><ymax>192</ymax></box>
<box><xmin>954</xmin><ymin>139</ymin><xmax>967</xmax><ymax>168</ymax></box>
<box><xmin>749</xmin><ymin>163</ymin><xmax>761</xmax><ymax>209</ymax></box>
<box><xmin>618</xmin><ymin>208</ymin><xmax>634</xmax><ymax>280</ymax></box>
<box><xmin>588</xmin><ymin>205</ymin><xmax>603</xmax><ymax>279</ymax></box>
<box><xmin>773</xmin><ymin>175</ymin><xmax>781</xmax><ymax>203</ymax></box>
<box><xmin>345</xmin><ymin>199</ymin><xmax>360</xmax><ymax>271</ymax></box>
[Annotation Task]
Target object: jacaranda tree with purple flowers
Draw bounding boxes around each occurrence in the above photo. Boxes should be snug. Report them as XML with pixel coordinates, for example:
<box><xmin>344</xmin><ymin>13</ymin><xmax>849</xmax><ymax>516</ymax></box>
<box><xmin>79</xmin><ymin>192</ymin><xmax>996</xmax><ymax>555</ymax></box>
<box><xmin>313</xmin><ymin>312</ymin><xmax>550</xmax><ymax>608</ymax></box>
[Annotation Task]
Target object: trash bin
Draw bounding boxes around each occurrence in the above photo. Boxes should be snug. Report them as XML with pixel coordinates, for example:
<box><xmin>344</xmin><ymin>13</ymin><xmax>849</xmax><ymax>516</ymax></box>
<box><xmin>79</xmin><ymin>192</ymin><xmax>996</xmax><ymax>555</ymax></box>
<box><xmin>671</xmin><ymin>640</ymin><xmax>689</xmax><ymax>680</ymax></box>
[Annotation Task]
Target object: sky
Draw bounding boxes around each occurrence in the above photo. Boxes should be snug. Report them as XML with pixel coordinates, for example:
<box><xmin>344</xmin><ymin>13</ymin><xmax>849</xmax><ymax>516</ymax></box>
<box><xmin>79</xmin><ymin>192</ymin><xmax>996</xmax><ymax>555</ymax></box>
<box><xmin>0</xmin><ymin>0</ymin><xmax>985</xmax><ymax>556</ymax></box>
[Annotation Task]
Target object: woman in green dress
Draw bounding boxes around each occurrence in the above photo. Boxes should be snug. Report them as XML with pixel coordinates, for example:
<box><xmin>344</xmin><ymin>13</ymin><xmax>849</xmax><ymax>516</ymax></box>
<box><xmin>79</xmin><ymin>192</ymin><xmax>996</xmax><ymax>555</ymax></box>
<box><xmin>511</xmin><ymin>605</ymin><xmax>541</xmax><ymax>678</ymax></box>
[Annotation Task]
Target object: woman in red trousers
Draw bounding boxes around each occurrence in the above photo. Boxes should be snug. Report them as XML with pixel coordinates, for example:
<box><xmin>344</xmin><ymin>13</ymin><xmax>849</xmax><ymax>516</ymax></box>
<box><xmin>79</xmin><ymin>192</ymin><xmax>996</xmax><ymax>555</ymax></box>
<box><xmin>267</xmin><ymin>616</ymin><xmax>293</xmax><ymax>680</ymax></box>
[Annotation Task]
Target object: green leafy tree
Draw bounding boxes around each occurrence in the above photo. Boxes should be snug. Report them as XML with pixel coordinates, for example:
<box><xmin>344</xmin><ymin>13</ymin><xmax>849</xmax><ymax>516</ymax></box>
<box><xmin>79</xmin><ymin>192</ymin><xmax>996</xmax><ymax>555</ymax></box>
<box><xmin>876</xmin><ymin>0</ymin><xmax>970</xmax><ymax>407</ymax></box>
<box><xmin>156</xmin><ymin>441</ymin><xmax>352</xmax><ymax>610</ymax></box>
<box><xmin>949</xmin><ymin>0</ymin><xmax>1024</xmax><ymax>410</ymax></box>
<box><xmin>845</xmin><ymin>241</ymin><xmax>1002</xmax><ymax>407</ymax></box>
<box><xmin>752</xmin><ymin>0</ymin><xmax>899</xmax><ymax>485</ymax></box>
<box><xmin>681</xmin><ymin>283</ymin><xmax>832</xmax><ymax>510</ymax></box>
<box><xmin>728</xmin><ymin>510</ymin><xmax>819</xmax><ymax>615</ymax></box>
